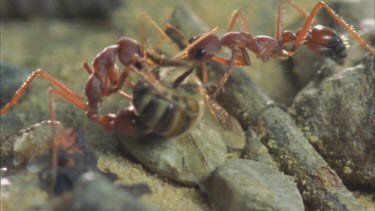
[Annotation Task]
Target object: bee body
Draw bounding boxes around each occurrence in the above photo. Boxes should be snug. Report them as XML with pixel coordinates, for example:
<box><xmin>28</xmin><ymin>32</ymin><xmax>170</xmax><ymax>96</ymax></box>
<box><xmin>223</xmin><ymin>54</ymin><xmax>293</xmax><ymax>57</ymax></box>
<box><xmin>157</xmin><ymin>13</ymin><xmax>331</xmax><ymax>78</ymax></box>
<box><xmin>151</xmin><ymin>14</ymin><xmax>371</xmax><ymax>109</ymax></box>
<box><xmin>132</xmin><ymin>76</ymin><xmax>204</xmax><ymax>138</ymax></box>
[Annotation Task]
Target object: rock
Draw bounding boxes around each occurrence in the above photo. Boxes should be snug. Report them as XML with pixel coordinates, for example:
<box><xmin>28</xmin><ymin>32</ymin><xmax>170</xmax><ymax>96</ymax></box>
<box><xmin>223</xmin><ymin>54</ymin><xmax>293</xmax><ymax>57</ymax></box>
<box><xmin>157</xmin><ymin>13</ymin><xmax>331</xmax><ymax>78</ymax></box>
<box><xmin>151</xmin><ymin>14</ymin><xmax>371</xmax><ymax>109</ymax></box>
<box><xmin>0</xmin><ymin>121</ymin><xmax>64</xmax><ymax>169</ymax></box>
<box><xmin>241</xmin><ymin>129</ymin><xmax>278</xmax><ymax>170</ymax></box>
<box><xmin>0</xmin><ymin>168</ymin><xmax>53</xmax><ymax>211</ymax></box>
<box><xmin>290</xmin><ymin>53</ymin><xmax>375</xmax><ymax>188</ymax></box>
<box><xmin>12</xmin><ymin>121</ymin><xmax>64</xmax><ymax>167</ymax></box>
<box><xmin>207</xmin><ymin>159</ymin><xmax>304</xmax><ymax>211</ymax></box>
<box><xmin>118</xmin><ymin>107</ymin><xmax>229</xmax><ymax>185</ymax></box>
<box><xmin>1</xmin><ymin>121</ymin><xmax>63</xmax><ymax>210</ymax></box>
<box><xmin>38</xmin><ymin>127</ymin><xmax>99</xmax><ymax>194</ymax></box>
<box><xmin>65</xmin><ymin>171</ymin><xmax>153</xmax><ymax>211</ymax></box>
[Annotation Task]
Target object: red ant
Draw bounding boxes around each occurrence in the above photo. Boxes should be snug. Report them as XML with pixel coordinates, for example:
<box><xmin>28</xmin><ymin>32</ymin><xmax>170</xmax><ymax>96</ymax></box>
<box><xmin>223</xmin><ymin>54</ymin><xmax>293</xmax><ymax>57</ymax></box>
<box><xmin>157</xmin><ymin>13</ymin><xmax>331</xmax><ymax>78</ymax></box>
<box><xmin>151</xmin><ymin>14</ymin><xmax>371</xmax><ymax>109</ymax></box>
<box><xmin>0</xmin><ymin>36</ymin><xmax>190</xmax><ymax>133</ymax></box>
<box><xmin>170</xmin><ymin>0</ymin><xmax>375</xmax><ymax>98</ymax></box>
<box><xmin>1</xmin><ymin>37</ymin><xmax>143</xmax><ymax>123</ymax></box>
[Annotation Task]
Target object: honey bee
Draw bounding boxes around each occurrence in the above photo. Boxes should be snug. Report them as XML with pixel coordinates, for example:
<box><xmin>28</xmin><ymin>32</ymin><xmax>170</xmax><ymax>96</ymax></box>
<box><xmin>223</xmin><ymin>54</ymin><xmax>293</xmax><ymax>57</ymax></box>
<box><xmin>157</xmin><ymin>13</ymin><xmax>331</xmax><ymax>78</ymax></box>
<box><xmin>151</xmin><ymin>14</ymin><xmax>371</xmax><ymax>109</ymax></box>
<box><xmin>128</xmin><ymin>69</ymin><xmax>205</xmax><ymax>139</ymax></box>
<box><xmin>121</xmin><ymin>66</ymin><xmax>245</xmax><ymax>185</ymax></box>
<box><xmin>141</xmin><ymin>66</ymin><xmax>245</xmax><ymax>149</ymax></box>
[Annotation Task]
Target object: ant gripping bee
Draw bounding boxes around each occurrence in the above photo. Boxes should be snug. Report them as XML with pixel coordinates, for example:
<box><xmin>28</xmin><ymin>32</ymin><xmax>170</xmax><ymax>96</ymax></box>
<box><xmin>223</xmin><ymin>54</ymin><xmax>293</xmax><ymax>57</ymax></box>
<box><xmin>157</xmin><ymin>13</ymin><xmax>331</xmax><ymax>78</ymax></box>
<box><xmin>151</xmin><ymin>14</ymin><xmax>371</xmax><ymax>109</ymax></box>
<box><xmin>1</xmin><ymin>35</ymin><xmax>202</xmax><ymax>139</ymax></box>
<box><xmin>169</xmin><ymin>0</ymin><xmax>375</xmax><ymax>99</ymax></box>
<box><xmin>0</xmin><ymin>35</ymin><xmax>207</xmax><ymax>190</ymax></box>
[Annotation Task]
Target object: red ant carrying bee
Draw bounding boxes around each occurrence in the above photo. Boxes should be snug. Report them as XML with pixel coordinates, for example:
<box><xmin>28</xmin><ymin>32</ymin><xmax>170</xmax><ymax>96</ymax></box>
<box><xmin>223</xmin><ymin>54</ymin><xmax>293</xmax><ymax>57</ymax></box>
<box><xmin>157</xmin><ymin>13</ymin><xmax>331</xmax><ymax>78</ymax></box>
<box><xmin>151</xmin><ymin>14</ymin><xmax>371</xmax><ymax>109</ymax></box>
<box><xmin>2</xmin><ymin>0</ymin><xmax>374</xmax><ymax>125</ymax></box>
<box><xmin>1</xmin><ymin>0</ymin><xmax>374</xmax><ymax>192</ymax></box>
<box><xmin>1</xmin><ymin>37</ymin><xmax>202</xmax><ymax>139</ymax></box>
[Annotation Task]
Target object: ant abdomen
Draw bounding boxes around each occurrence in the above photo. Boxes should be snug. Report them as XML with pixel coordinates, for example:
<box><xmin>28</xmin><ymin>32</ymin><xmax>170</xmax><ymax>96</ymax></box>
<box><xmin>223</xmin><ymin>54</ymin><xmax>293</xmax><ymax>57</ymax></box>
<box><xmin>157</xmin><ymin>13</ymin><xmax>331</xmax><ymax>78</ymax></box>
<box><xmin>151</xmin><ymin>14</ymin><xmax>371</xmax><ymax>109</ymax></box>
<box><xmin>304</xmin><ymin>25</ymin><xmax>347</xmax><ymax>65</ymax></box>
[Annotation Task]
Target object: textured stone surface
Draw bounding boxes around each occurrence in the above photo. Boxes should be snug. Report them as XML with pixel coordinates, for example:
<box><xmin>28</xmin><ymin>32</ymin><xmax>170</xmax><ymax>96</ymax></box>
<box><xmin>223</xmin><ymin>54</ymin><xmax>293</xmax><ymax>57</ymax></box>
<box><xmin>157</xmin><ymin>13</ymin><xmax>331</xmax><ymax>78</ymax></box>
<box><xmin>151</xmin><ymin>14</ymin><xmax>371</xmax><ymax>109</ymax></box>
<box><xmin>66</xmin><ymin>172</ymin><xmax>153</xmax><ymax>211</ymax></box>
<box><xmin>290</xmin><ymin>53</ymin><xmax>375</xmax><ymax>188</ymax></box>
<box><xmin>208</xmin><ymin>159</ymin><xmax>304</xmax><ymax>211</ymax></box>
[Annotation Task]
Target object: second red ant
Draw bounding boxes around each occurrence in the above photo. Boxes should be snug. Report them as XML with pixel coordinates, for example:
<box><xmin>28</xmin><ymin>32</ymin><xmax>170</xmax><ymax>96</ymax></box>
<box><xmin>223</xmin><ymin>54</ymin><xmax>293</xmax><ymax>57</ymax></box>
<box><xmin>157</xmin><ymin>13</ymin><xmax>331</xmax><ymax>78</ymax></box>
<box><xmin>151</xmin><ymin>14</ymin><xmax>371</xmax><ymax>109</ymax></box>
<box><xmin>169</xmin><ymin>0</ymin><xmax>375</xmax><ymax>98</ymax></box>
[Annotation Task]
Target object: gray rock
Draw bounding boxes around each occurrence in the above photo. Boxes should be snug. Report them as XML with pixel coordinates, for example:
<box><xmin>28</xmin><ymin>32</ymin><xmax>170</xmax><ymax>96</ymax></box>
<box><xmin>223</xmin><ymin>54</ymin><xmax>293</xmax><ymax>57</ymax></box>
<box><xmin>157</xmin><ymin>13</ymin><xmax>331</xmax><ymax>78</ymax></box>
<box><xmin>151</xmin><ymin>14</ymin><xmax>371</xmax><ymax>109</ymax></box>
<box><xmin>208</xmin><ymin>159</ymin><xmax>304</xmax><ymax>211</ymax></box>
<box><xmin>241</xmin><ymin>129</ymin><xmax>278</xmax><ymax>170</ymax></box>
<box><xmin>12</xmin><ymin>121</ymin><xmax>64</xmax><ymax>167</ymax></box>
<box><xmin>0</xmin><ymin>168</ymin><xmax>53</xmax><ymax>211</ymax></box>
<box><xmin>0</xmin><ymin>121</ymin><xmax>64</xmax><ymax>168</ymax></box>
<box><xmin>290</xmin><ymin>53</ymin><xmax>375</xmax><ymax>188</ymax></box>
<box><xmin>66</xmin><ymin>171</ymin><xmax>153</xmax><ymax>211</ymax></box>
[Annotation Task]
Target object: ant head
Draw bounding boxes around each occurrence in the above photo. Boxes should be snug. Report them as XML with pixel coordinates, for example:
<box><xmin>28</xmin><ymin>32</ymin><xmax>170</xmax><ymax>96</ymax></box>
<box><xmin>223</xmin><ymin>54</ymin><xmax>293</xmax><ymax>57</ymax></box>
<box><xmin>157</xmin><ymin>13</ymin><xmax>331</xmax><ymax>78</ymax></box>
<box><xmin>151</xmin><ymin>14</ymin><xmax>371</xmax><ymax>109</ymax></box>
<box><xmin>117</xmin><ymin>37</ymin><xmax>145</xmax><ymax>67</ymax></box>
<box><xmin>187</xmin><ymin>33</ymin><xmax>221</xmax><ymax>62</ymax></box>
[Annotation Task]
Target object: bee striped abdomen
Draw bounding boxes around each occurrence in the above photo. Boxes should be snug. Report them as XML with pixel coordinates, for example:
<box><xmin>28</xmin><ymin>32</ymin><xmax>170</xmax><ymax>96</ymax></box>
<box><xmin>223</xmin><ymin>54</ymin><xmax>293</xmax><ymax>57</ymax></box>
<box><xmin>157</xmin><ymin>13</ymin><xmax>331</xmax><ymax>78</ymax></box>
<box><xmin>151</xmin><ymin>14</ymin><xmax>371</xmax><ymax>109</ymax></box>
<box><xmin>132</xmin><ymin>81</ymin><xmax>203</xmax><ymax>138</ymax></box>
<box><xmin>167</xmin><ymin>96</ymin><xmax>200</xmax><ymax>136</ymax></box>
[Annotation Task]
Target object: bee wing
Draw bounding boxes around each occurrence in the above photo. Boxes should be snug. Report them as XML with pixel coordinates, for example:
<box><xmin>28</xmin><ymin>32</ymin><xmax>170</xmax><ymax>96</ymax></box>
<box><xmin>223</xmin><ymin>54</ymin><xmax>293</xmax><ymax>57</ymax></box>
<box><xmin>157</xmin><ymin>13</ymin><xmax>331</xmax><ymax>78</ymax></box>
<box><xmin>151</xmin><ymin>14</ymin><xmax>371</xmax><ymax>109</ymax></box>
<box><xmin>203</xmin><ymin>93</ymin><xmax>246</xmax><ymax>150</ymax></box>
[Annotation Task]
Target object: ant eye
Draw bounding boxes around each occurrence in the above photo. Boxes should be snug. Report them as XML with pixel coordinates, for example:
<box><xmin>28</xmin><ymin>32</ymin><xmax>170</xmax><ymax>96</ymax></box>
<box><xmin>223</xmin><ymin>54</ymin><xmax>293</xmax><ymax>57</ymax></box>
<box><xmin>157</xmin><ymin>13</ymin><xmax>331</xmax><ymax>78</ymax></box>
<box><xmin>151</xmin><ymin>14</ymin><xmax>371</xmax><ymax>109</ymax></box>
<box><xmin>194</xmin><ymin>49</ymin><xmax>206</xmax><ymax>59</ymax></box>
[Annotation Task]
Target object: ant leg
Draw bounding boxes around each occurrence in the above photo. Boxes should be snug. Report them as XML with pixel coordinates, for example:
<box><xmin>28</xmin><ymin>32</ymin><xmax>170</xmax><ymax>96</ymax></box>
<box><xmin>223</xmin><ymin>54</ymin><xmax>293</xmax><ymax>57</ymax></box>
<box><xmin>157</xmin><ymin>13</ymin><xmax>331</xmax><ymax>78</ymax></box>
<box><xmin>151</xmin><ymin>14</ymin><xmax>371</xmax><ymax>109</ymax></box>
<box><xmin>1</xmin><ymin>69</ymin><xmax>86</xmax><ymax>115</ymax></box>
<box><xmin>285</xmin><ymin>0</ymin><xmax>309</xmax><ymax>18</ymax></box>
<box><xmin>291</xmin><ymin>1</ymin><xmax>375</xmax><ymax>55</ymax></box>
<box><xmin>84</xmin><ymin>61</ymin><xmax>132</xmax><ymax>101</ymax></box>
<box><xmin>227</xmin><ymin>9</ymin><xmax>251</xmax><ymax>33</ymax></box>
<box><xmin>275</xmin><ymin>0</ymin><xmax>309</xmax><ymax>41</ymax></box>
<box><xmin>211</xmin><ymin>56</ymin><xmax>245</xmax><ymax>67</ymax></box>
<box><xmin>83</xmin><ymin>62</ymin><xmax>93</xmax><ymax>74</ymax></box>
<box><xmin>275</xmin><ymin>0</ymin><xmax>285</xmax><ymax>41</ymax></box>
<box><xmin>47</xmin><ymin>88</ymin><xmax>87</xmax><ymax>113</ymax></box>
<box><xmin>46</xmin><ymin>86</ymin><xmax>90</xmax><ymax>193</ymax></box>
<box><xmin>140</xmin><ymin>13</ymin><xmax>180</xmax><ymax>51</ymax></box>
<box><xmin>108</xmin><ymin>66</ymin><xmax>134</xmax><ymax>100</ymax></box>
<box><xmin>201</xmin><ymin>63</ymin><xmax>208</xmax><ymax>84</ymax></box>
<box><xmin>164</xmin><ymin>23</ymin><xmax>189</xmax><ymax>49</ymax></box>
<box><xmin>210</xmin><ymin>51</ymin><xmax>237</xmax><ymax>99</ymax></box>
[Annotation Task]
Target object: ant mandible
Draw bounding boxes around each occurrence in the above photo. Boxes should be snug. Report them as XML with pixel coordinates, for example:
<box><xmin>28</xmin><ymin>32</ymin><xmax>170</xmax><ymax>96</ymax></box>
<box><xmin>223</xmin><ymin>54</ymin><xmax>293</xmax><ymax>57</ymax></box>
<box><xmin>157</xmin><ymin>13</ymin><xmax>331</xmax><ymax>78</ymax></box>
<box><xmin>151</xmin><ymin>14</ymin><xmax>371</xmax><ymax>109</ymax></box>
<box><xmin>170</xmin><ymin>0</ymin><xmax>375</xmax><ymax>99</ymax></box>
